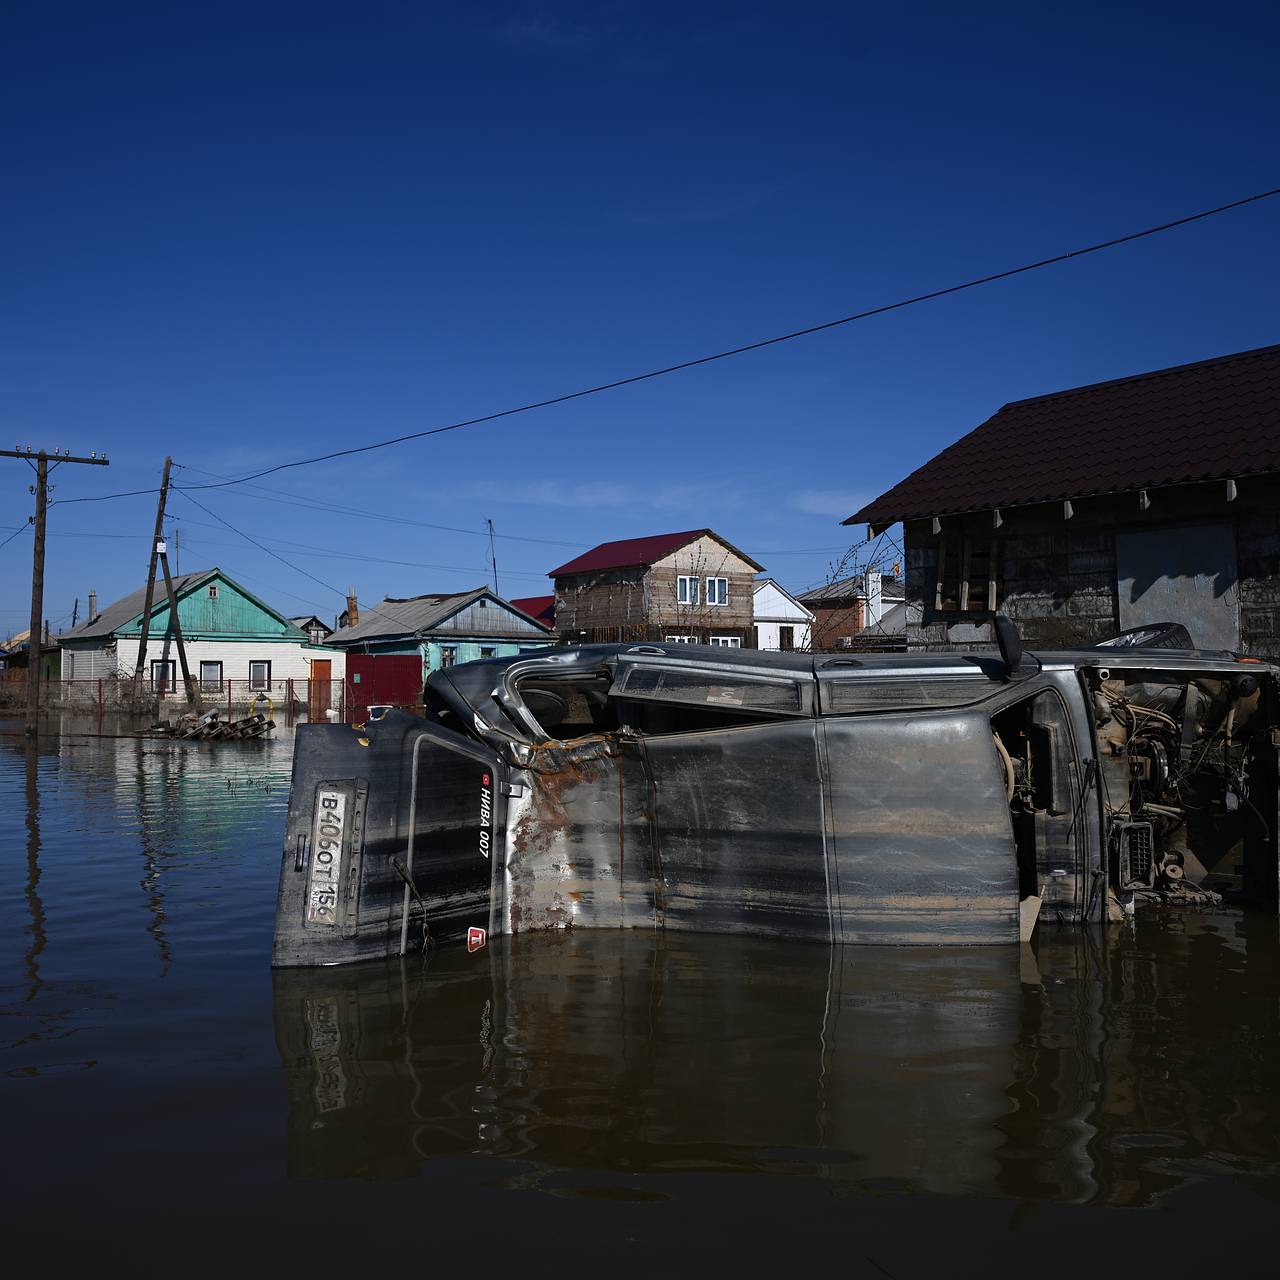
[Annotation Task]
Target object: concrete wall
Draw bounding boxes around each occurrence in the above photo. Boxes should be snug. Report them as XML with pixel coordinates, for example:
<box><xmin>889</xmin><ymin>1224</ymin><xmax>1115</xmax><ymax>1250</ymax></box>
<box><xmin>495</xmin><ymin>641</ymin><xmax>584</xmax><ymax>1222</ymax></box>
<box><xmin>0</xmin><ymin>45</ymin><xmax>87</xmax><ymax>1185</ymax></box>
<box><xmin>900</xmin><ymin>475</ymin><xmax>1280</xmax><ymax>658</ymax></box>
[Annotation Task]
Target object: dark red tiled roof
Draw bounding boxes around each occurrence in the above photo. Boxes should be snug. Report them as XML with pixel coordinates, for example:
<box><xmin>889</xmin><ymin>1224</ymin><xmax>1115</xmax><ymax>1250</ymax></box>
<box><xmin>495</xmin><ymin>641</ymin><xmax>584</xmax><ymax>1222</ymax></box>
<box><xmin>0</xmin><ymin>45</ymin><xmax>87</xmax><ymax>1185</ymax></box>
<box><xmin>549</xmin><ymin>530</ymin><xmax>763</xmax><ymax>577</ymax></box>
<box><xmin>847</xmin><ymin>343</ymin><xmax>1280</xmax><ymax>527</ymax></box>
<box><xmin>510</xmin><ymin>595</ymin><xmax>555</xmax><ymax>627</ymax></box>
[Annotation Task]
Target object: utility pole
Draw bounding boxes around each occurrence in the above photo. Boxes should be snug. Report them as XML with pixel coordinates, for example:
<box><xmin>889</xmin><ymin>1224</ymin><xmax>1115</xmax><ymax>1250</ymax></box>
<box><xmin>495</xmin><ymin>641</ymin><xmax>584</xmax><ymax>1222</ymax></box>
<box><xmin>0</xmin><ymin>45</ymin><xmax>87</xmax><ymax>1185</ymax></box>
<box><xmin>158</xmin><ymin>540</ymin><xmax>198</xmax><ymax>708</ymax></box>
<box><xmin>136</xmin><ymin>457</ymin><xmax>172</xmax><ymax>685</ymax></box>
<box><xmin>71</xmin><ymin>598</ymin><xmax>79</xmax><ymax>629</ymax></box>
<box><xmin>487</xmin><ymin>518</ymin><xmax>499</xmax><ymax>595</ymax></box>
<box><xmin>1</xmin><ymin>447</ymin><xmax>110</xmax><ymax>736</ymax></box>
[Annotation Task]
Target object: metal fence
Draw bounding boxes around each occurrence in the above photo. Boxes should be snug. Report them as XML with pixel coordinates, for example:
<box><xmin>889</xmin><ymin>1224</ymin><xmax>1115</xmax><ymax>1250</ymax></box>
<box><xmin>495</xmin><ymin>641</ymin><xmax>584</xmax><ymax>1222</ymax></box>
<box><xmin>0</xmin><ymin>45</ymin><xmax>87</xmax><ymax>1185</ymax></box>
<box><xmin>0</xmin><ymin>677</ymin><xmax>350</xmax><ymax>722</ymax></box>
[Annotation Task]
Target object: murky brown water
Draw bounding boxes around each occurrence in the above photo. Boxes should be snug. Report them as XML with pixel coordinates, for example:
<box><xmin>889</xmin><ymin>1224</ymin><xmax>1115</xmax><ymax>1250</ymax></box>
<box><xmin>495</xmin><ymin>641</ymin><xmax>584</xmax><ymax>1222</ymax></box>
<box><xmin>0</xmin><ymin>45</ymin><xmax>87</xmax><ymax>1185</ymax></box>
<box><xmin>3</xmin><ymin>719</ymin><xmax>1280</xmax><ymax>1275</ymax></box>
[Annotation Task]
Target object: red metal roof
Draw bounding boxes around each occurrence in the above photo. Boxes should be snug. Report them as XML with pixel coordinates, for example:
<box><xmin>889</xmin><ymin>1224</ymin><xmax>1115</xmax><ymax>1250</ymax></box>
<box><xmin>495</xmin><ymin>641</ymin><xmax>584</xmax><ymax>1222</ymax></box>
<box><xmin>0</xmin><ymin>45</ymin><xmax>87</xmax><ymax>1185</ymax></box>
<box><xmin>510</xmin><ymin>595</ymin><xmax>555</xmax><ymax>627</ymax></box>
<box><xmin>549</xmin><ymin>529</ymin><xmax>762</xmax><ymax>577</ymax></box>
<box><xmin>847</xmin><ymin>342</ymin><xmax>1280</xmax><ymax>527</ymax></box>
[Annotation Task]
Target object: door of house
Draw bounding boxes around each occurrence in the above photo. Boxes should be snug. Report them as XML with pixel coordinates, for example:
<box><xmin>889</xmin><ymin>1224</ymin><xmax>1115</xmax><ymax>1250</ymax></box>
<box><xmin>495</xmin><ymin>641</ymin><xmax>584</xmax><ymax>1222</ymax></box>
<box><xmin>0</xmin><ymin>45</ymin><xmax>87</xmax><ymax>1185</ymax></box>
<box><xmin>310</xmin><ymin>659</ymin><xmax>331</xmax><ymax>720</ymax></box>
<box><xmin>1115</xmin><ymin>523</ymin><xmax>1240</xmax><ymax>651</ymax></box>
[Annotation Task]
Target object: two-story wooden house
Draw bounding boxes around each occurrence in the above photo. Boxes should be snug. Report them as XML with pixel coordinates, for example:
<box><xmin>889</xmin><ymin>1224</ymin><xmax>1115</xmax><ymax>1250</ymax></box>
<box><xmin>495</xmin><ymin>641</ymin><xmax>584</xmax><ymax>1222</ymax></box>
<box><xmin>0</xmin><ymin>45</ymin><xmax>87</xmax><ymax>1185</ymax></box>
<box><xmin>549</xmin><ymin>529</ymin><xmax>763</xmax><ymax>647</ymax></box>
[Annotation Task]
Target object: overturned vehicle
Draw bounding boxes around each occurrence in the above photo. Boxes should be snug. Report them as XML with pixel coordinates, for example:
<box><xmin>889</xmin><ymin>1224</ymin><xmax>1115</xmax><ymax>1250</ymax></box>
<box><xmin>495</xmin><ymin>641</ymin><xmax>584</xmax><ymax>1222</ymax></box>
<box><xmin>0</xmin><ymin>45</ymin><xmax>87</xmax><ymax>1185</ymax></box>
<box><xmin>273</xmin><ymin>621</ymin><xmax>1280</xmax><ymax>967</ymax></box>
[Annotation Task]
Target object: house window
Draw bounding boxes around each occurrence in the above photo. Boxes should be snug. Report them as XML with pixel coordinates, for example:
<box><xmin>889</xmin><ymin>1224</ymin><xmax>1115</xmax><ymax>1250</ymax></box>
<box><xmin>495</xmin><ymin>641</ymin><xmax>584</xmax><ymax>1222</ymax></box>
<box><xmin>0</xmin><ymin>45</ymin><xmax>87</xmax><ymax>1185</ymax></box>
<box><xmin>779</xmin><ymin>625</ymin><xmax>794</xmax><ymax>652</ymax></box>
<box><xmin>150</xmin><ymin>660</ymin><xmax>176</xmax><ymax>691</ymax></box>
<box><xmin>308</xmin><ymin>626</ymin><xmax>324</xmax><ymax>643</ymax></box>
<box><xmin>936</xmin><ymin>536</ymin><xmax>1002</xmax><ymax>613</ymax></box>
<box><xmin>664</xmin><ymin>635</ymin><xmax>696</xmax><ymax>644</ymax></box>
<box><xmin>439</xmin><ymin>646</ymin><xmax>457</xmax><ymax>668</ymax></box>
<box><xmin>248</xmin><ymin>660</ymin><xmax>271</xmax><ymax>690</ymax></box>
<box><xmin>480</xmin><ymin>646</ymin><xmax>496</xmax><ymax>658</ymax></box>
<box><xmin>676</xmin><ymin>576</ymin><xmax>699</xmax><ymax>606</ymax></box>
<box><xmin>208</xmin><ymin>584</ymin><xmax>218</xmax><ymax>600</ymax></box>
<box><xmin>199</xmin><ymin>661</ymin><xmax>223</xmax><ymax>691</ymax></box>
<box><xmin>710</xmin><ymin>635</ymin><xmax>741</xmax><ymax>648</ymax></box>
<box><xmin>706</xmin><ymin>577</ymin><xmax>729</xmax><ymax>606</ymax></box>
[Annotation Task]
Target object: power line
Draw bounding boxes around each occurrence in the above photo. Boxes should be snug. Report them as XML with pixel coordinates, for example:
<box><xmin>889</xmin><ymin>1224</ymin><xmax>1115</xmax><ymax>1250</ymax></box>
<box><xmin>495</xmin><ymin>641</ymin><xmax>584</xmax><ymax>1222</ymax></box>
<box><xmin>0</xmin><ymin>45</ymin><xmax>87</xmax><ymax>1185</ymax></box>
<box><xmin>50</xmin><ymin>184</ymin><xmax>1280</xmax><ymax>506</ymax></box>
<box><xmin>173</xmin><ymin>490</ymin><xmax>437</xmax><ymax>635</ymax></box>
<box><xmin>177</xmin><ymin>530</ymin><xmax>551</xmax><ymax>580</ymax></box>
<box><xmin>167</xmin><ymin>463</ymin><xmax>591</xmax><ymax>548</ymax></box>
<box><xmin>166</xmin><ymin>466</ymin><xmax>856</xmax><ymax>557</ymax></box>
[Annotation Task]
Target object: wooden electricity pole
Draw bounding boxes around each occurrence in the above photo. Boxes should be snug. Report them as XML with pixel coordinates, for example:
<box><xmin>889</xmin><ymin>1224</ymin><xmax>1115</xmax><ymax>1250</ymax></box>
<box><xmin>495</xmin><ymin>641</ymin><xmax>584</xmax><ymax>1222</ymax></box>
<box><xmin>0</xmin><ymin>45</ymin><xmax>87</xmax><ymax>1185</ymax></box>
<box><xmin>136</xmin><ymin>456</ymin><xmax>197</xmax><ymax>708</ymax></box>
<box><xmin>135</xmin><ymin>456</ymin><xmax>172</xmax><ymax>683</ymax></box>
<box><xmin>1</xmin><ymin>447</ymin><xmax>110</xmax><ymax>736</ymax></box>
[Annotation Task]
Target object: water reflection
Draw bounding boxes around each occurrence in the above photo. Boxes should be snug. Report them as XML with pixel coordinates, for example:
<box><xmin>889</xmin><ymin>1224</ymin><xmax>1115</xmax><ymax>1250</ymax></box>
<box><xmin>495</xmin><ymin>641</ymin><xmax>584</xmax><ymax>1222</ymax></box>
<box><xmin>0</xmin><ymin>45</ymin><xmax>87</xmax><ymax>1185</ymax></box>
<box><xmin>22</xmin><ymin>738</ymin><xmax>46</xmax><ymax>1002</ymax></box>
<box><xmin>274</xmin><ymin>919</ymin><xmax>1280</xmax><ymax>1206</ymax></box>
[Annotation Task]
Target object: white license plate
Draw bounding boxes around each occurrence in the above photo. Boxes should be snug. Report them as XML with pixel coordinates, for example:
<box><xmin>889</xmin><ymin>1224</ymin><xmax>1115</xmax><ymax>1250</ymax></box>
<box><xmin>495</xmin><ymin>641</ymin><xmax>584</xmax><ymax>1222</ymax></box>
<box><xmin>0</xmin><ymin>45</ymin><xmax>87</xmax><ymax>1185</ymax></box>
<box><xmin>307</xmin><ymin>788</ymin><xmax>347</xmax><ymax>925</ymax></box>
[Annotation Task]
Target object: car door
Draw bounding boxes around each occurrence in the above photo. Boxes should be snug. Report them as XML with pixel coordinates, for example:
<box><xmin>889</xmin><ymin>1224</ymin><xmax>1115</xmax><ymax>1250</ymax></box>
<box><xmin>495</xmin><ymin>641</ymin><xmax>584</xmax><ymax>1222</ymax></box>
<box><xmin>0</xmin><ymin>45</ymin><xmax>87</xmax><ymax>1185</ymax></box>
<box><xmin>608</xmin><ymin>652</ymin><xmax>831</xmax><ymax>941</ymax></box>
<box><xmin>816</xmin><ymin>659</ymin><xmax>1020</xmax><ymax>944</ymax></box>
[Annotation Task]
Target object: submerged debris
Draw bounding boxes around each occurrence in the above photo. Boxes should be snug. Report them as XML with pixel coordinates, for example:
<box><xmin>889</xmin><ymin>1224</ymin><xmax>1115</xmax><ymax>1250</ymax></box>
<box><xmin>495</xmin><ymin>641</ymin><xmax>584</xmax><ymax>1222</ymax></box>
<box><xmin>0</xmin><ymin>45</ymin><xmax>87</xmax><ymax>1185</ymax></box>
<box><xmin>150</xmin><ymin>707</ymin><xmax>275</xmax><ymax>740</ymax></box>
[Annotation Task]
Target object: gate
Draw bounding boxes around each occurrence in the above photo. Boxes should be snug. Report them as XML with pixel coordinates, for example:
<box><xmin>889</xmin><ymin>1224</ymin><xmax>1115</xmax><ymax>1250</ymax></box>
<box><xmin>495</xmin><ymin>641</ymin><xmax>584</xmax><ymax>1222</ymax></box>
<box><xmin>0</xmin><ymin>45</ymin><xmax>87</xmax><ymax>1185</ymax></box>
<box><xmin>345</xmin><ymin>654</ymin><xmax>423</xmax><ymax>722</ymax></box>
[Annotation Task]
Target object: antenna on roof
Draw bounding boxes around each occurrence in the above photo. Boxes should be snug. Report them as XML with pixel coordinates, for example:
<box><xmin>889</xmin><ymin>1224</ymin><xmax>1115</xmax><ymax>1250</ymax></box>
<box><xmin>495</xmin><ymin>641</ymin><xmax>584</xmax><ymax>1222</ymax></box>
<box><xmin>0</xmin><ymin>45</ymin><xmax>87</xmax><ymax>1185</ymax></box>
<box><xmin>487</xmin><ymin>518</ymin><xmax>499</xmax><ymax>596</ymax></box>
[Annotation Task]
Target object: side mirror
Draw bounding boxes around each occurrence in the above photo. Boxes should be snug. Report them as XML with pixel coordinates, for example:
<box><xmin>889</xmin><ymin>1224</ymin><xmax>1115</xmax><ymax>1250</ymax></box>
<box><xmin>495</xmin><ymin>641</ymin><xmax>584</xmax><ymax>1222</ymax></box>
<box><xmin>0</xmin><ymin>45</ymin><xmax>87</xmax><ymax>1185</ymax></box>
<box><xmin>993</xmin><ymin>614</ymin><xmax>1023</xmax><ymax>678</ymax></box>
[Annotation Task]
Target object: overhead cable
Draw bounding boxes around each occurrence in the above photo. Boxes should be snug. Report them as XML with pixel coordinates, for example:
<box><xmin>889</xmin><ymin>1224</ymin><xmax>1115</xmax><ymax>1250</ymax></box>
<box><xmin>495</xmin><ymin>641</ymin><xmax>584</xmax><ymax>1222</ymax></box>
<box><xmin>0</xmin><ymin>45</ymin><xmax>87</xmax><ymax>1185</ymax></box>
<box><xmin>50</xmin><ymin>183</ymin><xmax>1280</xmax><ymax>506</ymax></box>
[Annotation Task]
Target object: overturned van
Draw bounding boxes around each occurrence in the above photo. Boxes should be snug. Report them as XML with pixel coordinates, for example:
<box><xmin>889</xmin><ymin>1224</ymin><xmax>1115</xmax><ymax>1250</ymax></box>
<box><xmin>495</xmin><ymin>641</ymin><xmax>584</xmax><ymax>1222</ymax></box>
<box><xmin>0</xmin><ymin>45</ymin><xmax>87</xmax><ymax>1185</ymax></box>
<box><xmin>272</xmin><ymin>621</ymin><xmax>1280</xmax><ymax>966</ymax></box>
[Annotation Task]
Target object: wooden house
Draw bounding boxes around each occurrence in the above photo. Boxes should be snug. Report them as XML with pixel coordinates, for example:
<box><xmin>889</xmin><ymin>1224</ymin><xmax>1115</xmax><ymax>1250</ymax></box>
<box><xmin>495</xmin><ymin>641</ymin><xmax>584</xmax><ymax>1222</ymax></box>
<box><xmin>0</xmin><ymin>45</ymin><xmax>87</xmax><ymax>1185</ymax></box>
<box><xmin>325</xmin><ymin>586</ymin><xmax>555</xmax><ymax>720</ymax></box>
<box><xmin>57</xmin><ymin>568</ymin><xmax>344</xmax><ymax>695</ymax></box>
<box><xmin>326</xmin><ymin>586</ymin><xmax>554</xmax><ymax>669</ymax></box>
<box><xmin>548</xmin><ymin>529</ymin><xmax>763</xmax><ymax>647</ymax></box>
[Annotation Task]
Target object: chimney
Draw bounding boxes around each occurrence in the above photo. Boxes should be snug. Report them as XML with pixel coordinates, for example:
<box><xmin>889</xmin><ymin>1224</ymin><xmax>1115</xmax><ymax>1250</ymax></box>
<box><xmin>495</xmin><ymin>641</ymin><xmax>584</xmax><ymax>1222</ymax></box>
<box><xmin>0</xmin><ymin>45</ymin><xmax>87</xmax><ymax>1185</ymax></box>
<box><xmin>88</xmin><ymin>589</ymin><xmax>98</xmax><ymax>623</ymax></box>
<box><xmin>345</xmin><ymin>588</ymin><xmax>359</xmax><ymax>628</ymax></box>
<box><xmin>864</xmin><ymin>569</ymin><xmax>883</xmax><ymax>627</ymax></box>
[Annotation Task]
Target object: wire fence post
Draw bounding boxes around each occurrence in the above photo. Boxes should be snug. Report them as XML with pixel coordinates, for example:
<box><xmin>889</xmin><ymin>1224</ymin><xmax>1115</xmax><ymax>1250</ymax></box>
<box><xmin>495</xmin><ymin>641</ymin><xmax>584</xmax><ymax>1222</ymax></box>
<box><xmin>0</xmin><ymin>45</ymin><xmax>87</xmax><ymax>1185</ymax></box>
<box><xmin>227</xmin><ymin>679</ymin><xmax>232</xmax><ymax>721</ymax></box>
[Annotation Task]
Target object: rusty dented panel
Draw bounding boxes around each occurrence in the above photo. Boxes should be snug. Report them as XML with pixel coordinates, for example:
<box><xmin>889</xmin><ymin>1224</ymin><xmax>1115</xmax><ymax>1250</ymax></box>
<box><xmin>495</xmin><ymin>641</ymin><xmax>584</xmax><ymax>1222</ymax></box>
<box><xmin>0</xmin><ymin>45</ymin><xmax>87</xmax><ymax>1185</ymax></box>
<box><xmin>822</xmin><ymin>711</ymin><xmax>1019</xmax><ymax>944</ymax></box>
<box><xmin>505</xmin><ymin>736</ymin><xmax>657</xmax><ymax>934</ymax></box>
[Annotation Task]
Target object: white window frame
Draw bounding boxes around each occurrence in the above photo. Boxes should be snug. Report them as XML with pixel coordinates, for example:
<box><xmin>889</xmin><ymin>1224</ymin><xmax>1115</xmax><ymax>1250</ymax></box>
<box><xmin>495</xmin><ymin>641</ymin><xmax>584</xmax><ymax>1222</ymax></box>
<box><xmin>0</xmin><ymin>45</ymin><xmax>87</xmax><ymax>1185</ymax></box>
<box><xmin>706</xmin><ymin>577</ymin><xmax>729</xmax><ymax>606</ymax></box>
<box><xmin>248</xmin><ymin>660</ymin><xmax>271</xmax><ymax>691</ymax></box>
<box><xmin>150</xmin><ymin>659</ymin><xmax>176</xmax><ymax>690</ymax></box>
<box><xmin>710</xmin><ymin>635</ymin><xmax>741</xmax><ymax>648</ymax></box>
<box><xmin>199</xmin><ymin>660</ymin><xmax>223</xmax><ymax>691</ymax></box>
<box><xmin>208</xmin><ymin>584</ymin><xmax>218</xmax><ymax>600</ymax></box>
<box><xmin>664</xmin><ymin>635</ymin><xmax>696</xmax><ymax>644</ymax></box>
<box><xmin>676</xmin><ymin>575</ymin><xmax>699</xmax><ymax>606</ymax></box>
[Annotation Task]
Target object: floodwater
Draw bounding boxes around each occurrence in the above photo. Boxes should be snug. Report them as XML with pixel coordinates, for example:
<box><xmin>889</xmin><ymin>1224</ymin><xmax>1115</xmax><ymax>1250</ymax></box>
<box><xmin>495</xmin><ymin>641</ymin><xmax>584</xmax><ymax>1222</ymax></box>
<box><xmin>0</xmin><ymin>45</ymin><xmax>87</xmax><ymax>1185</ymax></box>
<box><xmin>3</xmin><ymin>720</ymin><xmax>1280</xmax><ymax>1276</ymax></box>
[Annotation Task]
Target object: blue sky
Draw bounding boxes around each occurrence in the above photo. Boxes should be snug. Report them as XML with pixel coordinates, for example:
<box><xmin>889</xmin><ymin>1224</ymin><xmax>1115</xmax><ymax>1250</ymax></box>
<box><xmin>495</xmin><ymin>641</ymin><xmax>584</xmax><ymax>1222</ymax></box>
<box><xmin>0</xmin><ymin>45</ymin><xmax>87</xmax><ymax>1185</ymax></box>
<box><xmin>3</xmin><ymin>1</ymin><xmax>1278</xmax><ymax>636</ymax></box>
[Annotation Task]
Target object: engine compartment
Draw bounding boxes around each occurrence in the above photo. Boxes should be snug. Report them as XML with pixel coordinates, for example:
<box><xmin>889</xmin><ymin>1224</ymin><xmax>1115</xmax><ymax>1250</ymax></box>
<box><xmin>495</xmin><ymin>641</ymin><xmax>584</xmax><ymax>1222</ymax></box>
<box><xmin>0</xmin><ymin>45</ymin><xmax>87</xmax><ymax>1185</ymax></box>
<box><xmin>1087</xmin><ymin>665</ymin><xmax>1277</xmax><ymax>910</ymax></box>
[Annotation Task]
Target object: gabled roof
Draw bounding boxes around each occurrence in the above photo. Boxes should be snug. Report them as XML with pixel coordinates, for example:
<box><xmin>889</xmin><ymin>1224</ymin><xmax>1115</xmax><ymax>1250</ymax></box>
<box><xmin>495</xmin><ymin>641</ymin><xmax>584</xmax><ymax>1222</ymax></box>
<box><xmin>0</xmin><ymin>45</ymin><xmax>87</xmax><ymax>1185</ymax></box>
<box><xmin>510</xmin><ymin>595</ymin><xmax>555</xmax><ymax>627</ymax></box>
<box><xmin>847</xmin><ymin>342</ymin><xmax>1280</xmax><ymax>527</ymax></box>
<box><xmin>328</xmin><ymin>587</ymin><xmax>554</xmax><ymax>646</ymax></box>
<box><xmin>548</xmin><ymin>529</ymin><xmax>764</xmax><ymax>577</ymax></box>
<box><xmin>290</xmin><ymin>614</ymin><xmax>332</xmax><ymax>633</ymax></box>
<box><xmin>798</xmin><ymin>575</ymin><xmax>904</xmax><ymax>605</ymax></box>
<box><xmin>752</xmin><ymin>578</ymin><xmax>815</xmax><ymax>620</ymax></box>
<box><xmin>59</xmin><ymin>570</ymin><xmax>219</xmax><ymax>641</ymax></box>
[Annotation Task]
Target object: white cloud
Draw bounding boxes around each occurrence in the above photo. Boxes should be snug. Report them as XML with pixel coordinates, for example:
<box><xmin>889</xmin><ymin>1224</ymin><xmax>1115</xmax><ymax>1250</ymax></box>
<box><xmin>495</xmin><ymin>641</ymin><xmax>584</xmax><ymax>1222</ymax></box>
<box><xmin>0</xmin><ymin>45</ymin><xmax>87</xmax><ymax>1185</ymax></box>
<box><xmin>788</xmin><ymin>489</ymin><xmax>868</xmax><ymax>518</ymax></box>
